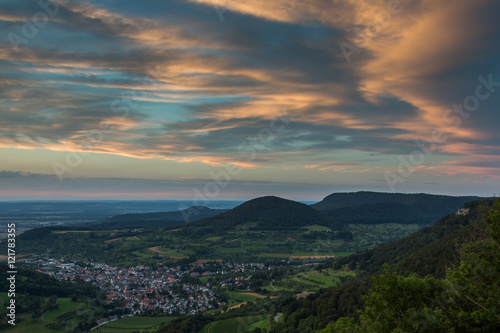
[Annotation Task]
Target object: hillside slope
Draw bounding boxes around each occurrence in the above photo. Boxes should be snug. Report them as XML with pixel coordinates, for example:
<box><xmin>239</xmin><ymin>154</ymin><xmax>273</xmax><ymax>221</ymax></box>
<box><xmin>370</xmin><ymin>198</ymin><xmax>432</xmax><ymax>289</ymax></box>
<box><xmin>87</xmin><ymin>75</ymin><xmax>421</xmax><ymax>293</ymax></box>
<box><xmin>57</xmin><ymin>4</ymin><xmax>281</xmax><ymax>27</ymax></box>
<box><xmin>189</xmin><ymin>196</ymin><xmax>330</xmax><ymax>231</ymax></box>
<box><xmin>312</xmin><ymin>191</ymin><xmax>481</xmax><ymax>225</ymax></box>
<box><xmin>275</xmin><ymin>199</ymin><xmax>495</xmax><ymax>331</ymax></box>
<box><xmin>104</xmin><ymin>206</ymin><xmax>227</xmax><ymax>222</ymax></box>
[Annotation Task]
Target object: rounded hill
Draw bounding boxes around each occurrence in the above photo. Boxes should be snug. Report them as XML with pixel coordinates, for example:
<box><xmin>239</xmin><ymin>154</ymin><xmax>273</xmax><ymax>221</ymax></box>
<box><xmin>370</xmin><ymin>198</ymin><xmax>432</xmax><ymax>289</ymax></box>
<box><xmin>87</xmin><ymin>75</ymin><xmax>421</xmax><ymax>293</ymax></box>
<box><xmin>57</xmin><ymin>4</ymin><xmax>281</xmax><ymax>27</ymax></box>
<box><xmin>206</xmin><ymin>196</ymin><xmax>327</xmax><ymax>230</ymax></box>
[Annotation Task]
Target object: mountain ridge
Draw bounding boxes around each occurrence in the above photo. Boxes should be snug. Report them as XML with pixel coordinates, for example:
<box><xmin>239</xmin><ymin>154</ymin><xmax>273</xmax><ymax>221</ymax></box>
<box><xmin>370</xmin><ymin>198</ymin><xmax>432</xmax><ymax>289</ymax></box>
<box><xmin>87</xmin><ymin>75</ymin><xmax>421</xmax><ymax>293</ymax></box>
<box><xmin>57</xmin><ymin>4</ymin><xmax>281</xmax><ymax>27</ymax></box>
<box><xmin>312</xmin><ymin>191</ymin><xmax>482</xmax><ymax>225</ymax></box>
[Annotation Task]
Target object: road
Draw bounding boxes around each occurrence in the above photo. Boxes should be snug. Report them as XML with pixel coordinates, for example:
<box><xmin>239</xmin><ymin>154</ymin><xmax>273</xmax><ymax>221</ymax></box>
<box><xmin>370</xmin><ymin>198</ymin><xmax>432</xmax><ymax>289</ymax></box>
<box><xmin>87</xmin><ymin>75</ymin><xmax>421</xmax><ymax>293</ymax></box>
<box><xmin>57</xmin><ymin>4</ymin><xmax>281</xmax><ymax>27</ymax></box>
<box><xmin>270</xmin><ymin>280</ymin><xmax>277</xmax><ymax>291</ymax></box>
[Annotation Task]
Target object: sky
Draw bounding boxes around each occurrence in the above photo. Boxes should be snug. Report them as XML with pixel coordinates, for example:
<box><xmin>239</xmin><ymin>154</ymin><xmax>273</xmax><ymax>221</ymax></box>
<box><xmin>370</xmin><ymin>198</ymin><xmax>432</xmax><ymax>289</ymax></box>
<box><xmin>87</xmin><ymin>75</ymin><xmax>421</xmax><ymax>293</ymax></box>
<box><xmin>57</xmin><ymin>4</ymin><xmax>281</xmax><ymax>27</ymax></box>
<box><xmin>0</xmin><ymin>0</ymin><xmax>499</xmax><ymax>201</ymax></box>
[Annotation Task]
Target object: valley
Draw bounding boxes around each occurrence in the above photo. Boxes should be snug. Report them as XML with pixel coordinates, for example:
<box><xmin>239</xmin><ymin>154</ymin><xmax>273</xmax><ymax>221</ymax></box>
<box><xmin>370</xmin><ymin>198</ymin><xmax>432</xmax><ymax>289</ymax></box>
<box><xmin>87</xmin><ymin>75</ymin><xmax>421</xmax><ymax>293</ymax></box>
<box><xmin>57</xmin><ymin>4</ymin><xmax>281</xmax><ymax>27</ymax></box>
<box><xmin>1</xmin><ymin>192</ymin><xmax>498</xmax><ymax>333</ymax></box>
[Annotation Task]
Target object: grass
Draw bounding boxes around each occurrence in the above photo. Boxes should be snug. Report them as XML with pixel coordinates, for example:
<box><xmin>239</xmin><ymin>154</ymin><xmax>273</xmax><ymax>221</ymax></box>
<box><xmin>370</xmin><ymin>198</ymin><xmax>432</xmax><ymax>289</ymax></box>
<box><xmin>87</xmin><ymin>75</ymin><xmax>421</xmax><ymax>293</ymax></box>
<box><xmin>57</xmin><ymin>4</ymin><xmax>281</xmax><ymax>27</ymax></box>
<box><xmin>258</xmin><ymin>253</ymin><xmax>291</xmax><ymax>258</ymax></box>
<box><xmin>151</xmin><ymin>247</ymin><xmax>194</xmax><ymax>258</ymax></box>
<box><xmin>1</xmin><ymin>298</ymin><xmax>85</xmax><ymax>333</ymax></box>
<box><xmin>287</xmin><ymin>269</ymin><xmax>356</xmax><ymax>291</ymax></box>
<box><xmin>248</xmin><ymin>317</ymin><xmax>270</xmax><ymax>331</ymax></box>
<box><xmin>99</xmin><ymin>316</ymin><xmax>176</xmax><ymax>333</ymax></box>
<box><xmin>214</xmin><ymin>247</ymin><xmax>246</xmax><ymax>254</ymax></box>
<box><xmin>206</xmin><ymin>236</ymin><xmax>222</xmax><ymax>241</ymax></box>
<box><xmin>332</xmin><ymin>252</ymin><xmax>354</xmax><ymax>257</ymax></box>
<box><xmin>291</xmin><ymin>252</ymin><xmax>336</xmax><ymax>257</ymax></box>
<box><xmin>224</xmin><ymin>291</ymin><xmax>262</xmax><ymax>302</ymax></box>
<box><xmin>0</xmin><ymin>292</ymin><xmax>8</xmax><ymax>303</ymax></box>
<box><xmin>133</xmin><ymin>250</ymin><xmax>154</xmax><ymax>258</ymax></box>
<box><xmin>304</xmin><ymin>225</ymin><xmax>332</xmax><ymax>232</ymax></box>
<box><xmin>43</xmin><ymin>298</ymin><xmax>82</xmax><ymax>322</ymax></box>
<box><xmin>199</xmin><ymin>315</ymin><xmax>267</xmax><ymax>333</ymax></box>
<box><xmin>261</xmin><ymin>283</ymin><xmax>293</xmax><ymax>292</ymax></box>
<box><xmin>1</xmin><ymin>316</ymin><xmax>51</xmax><ymax>333</ymax></box>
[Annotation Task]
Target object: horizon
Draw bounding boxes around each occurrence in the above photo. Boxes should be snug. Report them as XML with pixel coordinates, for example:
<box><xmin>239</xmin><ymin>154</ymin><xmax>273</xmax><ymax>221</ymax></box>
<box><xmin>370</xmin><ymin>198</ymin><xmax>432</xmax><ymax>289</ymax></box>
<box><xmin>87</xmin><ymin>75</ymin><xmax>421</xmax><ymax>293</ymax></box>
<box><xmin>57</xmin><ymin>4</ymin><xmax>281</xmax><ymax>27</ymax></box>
<box><xmin>0</xmin><ymin>190</ymin><xmax>492</xmax><ymax>204</ymax></box>
<box><xmin>1</xmin><ymin>1</ymin><xmax>499</xmax><ymax>200</ymax></box>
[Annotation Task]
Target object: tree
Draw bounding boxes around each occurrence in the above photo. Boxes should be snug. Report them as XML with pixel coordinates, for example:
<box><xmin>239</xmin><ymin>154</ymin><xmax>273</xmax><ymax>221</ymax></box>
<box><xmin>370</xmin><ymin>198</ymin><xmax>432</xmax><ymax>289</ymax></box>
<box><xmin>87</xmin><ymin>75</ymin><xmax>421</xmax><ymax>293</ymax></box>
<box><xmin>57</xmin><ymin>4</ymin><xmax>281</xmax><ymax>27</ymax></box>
<box><xmin>446</xmin><ymin>199</ymin><xmax>500</xmax><ymax>330</ymax></box>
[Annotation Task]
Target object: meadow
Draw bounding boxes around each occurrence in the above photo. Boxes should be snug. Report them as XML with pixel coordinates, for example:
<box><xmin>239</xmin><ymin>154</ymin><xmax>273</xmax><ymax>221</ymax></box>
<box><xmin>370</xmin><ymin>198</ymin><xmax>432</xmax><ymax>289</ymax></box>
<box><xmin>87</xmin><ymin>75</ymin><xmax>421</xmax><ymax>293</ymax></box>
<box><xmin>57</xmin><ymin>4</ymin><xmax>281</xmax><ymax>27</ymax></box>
<box><xmin>99</xmin><ymin>316</ymin><xmax>176</xmax><ymax>333</ymax></box>
<box><xmin>199</xmin><ymin>315</ymin><xmax>268</xmax><ymax>333</ymax></box>
<box><xmin>18</xmin><ymin>222</ymin><xmax>422</xmax><ymax>268</ymax></box>
<box><xmin>0</xmin><ymin>297</ymin><xmax>87</xmax><ymax>333</ymax></box>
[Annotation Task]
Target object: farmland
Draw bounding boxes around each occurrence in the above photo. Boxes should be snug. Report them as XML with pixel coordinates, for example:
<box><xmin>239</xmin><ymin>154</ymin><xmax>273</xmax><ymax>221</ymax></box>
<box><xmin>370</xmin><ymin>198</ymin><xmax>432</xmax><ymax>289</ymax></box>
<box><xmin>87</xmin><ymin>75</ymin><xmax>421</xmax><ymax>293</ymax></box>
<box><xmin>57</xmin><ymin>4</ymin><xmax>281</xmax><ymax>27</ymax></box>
<box><xmin>99</xmin><ymin>316</ymin><xmax>176</xmax><ymax>333</ymax></box>
<box><xmin>16</xmin><ymin>221</ymin><xmax>420</xmax><ymax>268</ymax></box>
<box><xmin>199</xmin><ymin>315</ymin><xmax>268</xmax><ymax>333</ymax></box>
<box><xmin>0</xmin><ymin>297</ymin><xmax>90</xmax><ymax>333</ymax></box>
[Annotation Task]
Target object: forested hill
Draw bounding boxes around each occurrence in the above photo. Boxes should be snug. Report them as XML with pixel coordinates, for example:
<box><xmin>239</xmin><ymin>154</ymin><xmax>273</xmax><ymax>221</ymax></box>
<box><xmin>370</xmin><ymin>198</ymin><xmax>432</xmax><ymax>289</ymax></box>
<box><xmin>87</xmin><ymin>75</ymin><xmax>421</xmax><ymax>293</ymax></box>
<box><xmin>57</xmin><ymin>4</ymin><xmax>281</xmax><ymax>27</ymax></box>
<box><xmin>338</xmin><ymin>199</ymin><xmax>493</xmax><ymax>278</ymax></box>
<box><xmin>188</xmin><ymin>196</ymin><xmax>329</xmax><ymax>231</ymax></box>
<box><xmin>312</xmin><ymin>191</ymin><xmax>482</xmax><ymax>225</ymax></box>
<box><xmin>273</xmin><ymin>199</ymin><xmax>497</xmax><ymax>332</ymax></box>
<box><xmin>104</xmin><ymin>206</ymin><xmax>227</xmax><ymax>222</ymax></box>
<box><xmin>84</xmin><ymin>206</ymin><xmax>227</xmax><ymax>230</ymax></box>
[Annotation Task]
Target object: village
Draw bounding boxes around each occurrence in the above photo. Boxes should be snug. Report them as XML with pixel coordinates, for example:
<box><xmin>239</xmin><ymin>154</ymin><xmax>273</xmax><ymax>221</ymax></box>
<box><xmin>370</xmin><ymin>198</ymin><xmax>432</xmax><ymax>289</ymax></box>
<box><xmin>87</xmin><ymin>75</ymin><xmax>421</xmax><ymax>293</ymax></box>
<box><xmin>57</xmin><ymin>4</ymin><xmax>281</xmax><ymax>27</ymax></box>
<box><xmin>23</xmin><ymin>258</ymin><xmax>271</xmax><ymax>316</ymax></box>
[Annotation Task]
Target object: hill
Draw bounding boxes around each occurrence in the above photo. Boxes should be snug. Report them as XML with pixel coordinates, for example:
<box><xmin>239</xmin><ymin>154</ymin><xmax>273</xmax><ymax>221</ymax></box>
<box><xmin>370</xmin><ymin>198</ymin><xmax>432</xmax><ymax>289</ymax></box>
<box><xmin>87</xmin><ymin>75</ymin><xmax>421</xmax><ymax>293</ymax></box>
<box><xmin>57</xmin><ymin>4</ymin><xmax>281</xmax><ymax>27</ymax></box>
<box><xmin>312</xmin><ymin>191</ymin><xmax>481</xmax><ymax>225</ymax></box>
<box><xmin>273</xmin><ymin>199</ymin><xmax>496</xmax><ymax>331</ymax></box>
<box><xmin>85</xmin><ymin>206</ymin><xmax>227</xmax><ymax>230</ymax></box>
<box><xmin>190</xmin><ymin>196</ymin><xmax>330</xmax><ymax>231</ymax></box>
<box><xmin>104</xmin><ymin>206</ymin><xmax>227</xmax><ymax>222</ymax></box>
<box><xmin>340</xmin><ymin>199</ymin><xmax>492</xmax><ymax>277</ymax></box>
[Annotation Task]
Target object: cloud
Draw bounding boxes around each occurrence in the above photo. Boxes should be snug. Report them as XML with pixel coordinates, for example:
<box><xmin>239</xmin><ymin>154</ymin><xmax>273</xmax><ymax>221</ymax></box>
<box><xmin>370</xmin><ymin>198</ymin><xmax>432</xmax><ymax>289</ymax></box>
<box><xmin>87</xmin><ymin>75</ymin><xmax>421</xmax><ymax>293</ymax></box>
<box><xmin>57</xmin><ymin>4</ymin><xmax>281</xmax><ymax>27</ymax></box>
<box><xmin>0</xmin><ymin>0</ymin><xmax>499</xmax><ymax>195</ymax></box>
<box><xmin>0</xmin><ymin>170</ymin><xmax>345</xmax><ymax>200</ymax></box>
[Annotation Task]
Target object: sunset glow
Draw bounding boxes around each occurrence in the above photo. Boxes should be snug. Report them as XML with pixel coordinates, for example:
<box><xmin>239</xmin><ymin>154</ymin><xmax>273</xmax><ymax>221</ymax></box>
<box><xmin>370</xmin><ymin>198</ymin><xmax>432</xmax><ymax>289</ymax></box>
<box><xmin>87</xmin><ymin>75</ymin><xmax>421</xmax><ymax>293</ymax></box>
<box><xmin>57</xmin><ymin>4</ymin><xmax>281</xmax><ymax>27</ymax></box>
<box><xmin>1</xmin><ymin>0</ymin><xmax>499</xmax><ymax>200</ymax></box>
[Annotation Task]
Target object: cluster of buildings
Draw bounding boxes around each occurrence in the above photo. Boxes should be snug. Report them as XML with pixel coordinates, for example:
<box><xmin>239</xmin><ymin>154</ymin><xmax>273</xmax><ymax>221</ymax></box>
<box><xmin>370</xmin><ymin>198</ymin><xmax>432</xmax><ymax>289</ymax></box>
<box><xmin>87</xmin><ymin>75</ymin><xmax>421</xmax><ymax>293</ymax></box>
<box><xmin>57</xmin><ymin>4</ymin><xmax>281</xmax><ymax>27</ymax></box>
<box><xmin>34</xmin><ymin>259</ymin><xmax>223</xmax><ymax>315</ymax></box>
<box><xmin>27</xmin><ymin>258</ymin><xmax>272</xmax><ymax>315</ymax></box>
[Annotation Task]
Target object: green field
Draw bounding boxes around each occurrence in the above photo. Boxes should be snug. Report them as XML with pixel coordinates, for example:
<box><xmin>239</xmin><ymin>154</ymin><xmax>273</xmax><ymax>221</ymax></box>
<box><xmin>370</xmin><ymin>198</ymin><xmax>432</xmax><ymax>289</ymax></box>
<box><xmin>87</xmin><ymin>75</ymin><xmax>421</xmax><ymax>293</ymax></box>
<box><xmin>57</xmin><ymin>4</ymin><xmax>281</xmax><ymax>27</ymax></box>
<box><xmin>153</xmin><ymin>247</ymin><xmax>194</xmax><ymax>257</ymax></box>
<box><xmin>291</xmin><ymin>252</ymin><xmax>336</xmax><ymax>257</ymax></box>
<box><xmin>199</xmin><ymin>315</ymin><xmax>267</xmax><ymax>333</ymax></box>
<box><xmin>224</xmin><ymin>291</ymin><xmax>263</xmax><ymax>303</ymax></box>
<box><xmin>214</xmin><ymin>247</ymin><xmax>246</xmax><ymax>254</ymax></box>
<box><xmin>258</xmin><ymin>253</ymin><xmax>291</xmax><ymax>258</ymax></box>
<box><xmin>43</xmin><ymin>298</ymin><xmax>82</xmax><ymax>322</ymax></box>
<box><xmin>261</xmin><ymin>282</ymin><xmax>294</xmax><ymax>292</ymax></box>
<box><xmin>17</xmin><ymin>215</ymin><xmax>420</xmax><ymax>267</ymax></box>
<box><xmin>248</xmin><ymin>317</ymin><xmax>270</xmax><ymax>331</ymax></box>
<box><xmin>304</xmin><ymin>225</ymin><xmax>332</xmax><ymax>232</ymax></box>
<box><xmin>0</xmin><ymin>317</ymin><xmax>52</xmax><ymax>333</ymax></box>
<box><xmin>133</xmin><ymin>250</ymin><xmax>155</xmax><ymax>258</ymax></box>
<box><xmin>0</xmin><ymin>292</ymin><xmax>8</xmax><ymax>303</ymax></box>
<box><xmin>287</xmin><ymin>269</ymin><xmax>356</xmax><ymax>291</ymax></box>
<box><xmin>261</xmin><ymin>269</ymin><xmax>356</xmax><ymax>292</ymax></box>
<box><xmin>0</xmin><ymin>297</ymin><xmax>86</xmax><ymax>333</ymax></box>
<box><xmin>99</xmin><ymin>316</ymin><xmax>176</xmax><ymax>333</ymax></box>
<box><xmin>331</xmin><ymin>252</ymin><xmax>354</xmax><ymax>257</ymax></box>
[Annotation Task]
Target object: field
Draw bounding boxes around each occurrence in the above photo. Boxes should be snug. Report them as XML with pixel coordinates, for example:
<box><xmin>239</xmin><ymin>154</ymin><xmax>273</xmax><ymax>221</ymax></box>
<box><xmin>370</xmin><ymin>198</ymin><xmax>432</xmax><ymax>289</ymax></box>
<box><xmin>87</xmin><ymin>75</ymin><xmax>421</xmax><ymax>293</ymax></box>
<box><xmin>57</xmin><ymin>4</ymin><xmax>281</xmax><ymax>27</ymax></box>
<box><xmin>224</xmin><ymin>291</ymin><xmax>265</xmax><ymax>303</ymax></box>
<box><xmin>0</xmin><ymin>296</ymin><xmax>172</xmax><ymax>333</ymax></box>
<box><xmin>199</xmin><ymin>315</ymin><xmax>268</xmax><ymax>333</ymax></box>
<box><xmin>0</xmin><ymin>297</ymin><xmax>87</xmax><ymax>333</ymax></box>
<box><xmin>258</xmin><ymin>253</ymin><xmax>291</xmax><ymax>258</ymax></box>
<box><xmin>43</xmin><ymin>298</ymin><xmax>82</xmax><ymax>322</ymax></box>
<box><xmin>291</xmin><ymin>254</ymin><xmax>336</xmax><ymax>259</ymax></box>
<box><xmin>99</xmin><ymin>316</ymin><xmax>176</xmax><ymax>333</ymax></box>
<box><xmin>149</xmin><ymin>246</ymin><xmax>194</xmax><ymax>258</ymax></box>
<box><xmin>304</xmin><ymin>225</ymin><xmax>332</xmax><ymax>232</ymax></box>
<box><xmin>291</xmin><ymin>269</ymin><xmax>354</xmax><ymax>286</ymax></box>
<box><xmin>17</xmin><ymin>221</ymin><xmax>422</xmax><ymax>267</ymax></box>
<box><xmin>263</xmin><ymin>268</ymin><xmax>356</xmax><ymax>293</ymax></box>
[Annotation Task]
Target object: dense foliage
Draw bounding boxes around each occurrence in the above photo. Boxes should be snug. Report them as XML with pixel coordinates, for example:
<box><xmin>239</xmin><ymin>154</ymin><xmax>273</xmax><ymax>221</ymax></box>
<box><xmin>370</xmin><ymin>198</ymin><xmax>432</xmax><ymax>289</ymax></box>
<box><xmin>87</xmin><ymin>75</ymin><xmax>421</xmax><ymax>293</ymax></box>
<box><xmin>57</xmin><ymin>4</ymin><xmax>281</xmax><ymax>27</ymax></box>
<box><xmin>200</xmin><ymin>196</ymin><xmax>330</xmax><ymax>230</ymax></box>
<box><xmin>313</xmin><ymin>192</ymin><xmax>480</xmax><ymax>225</ymax></box>
<box><xmin>274</xmin><ymin>199</ymin><xmax>499</xmax><ymax>332</ymax></box>
<box><xmin>0</xmin><ymin>265</ymin><xmax>106</xmax><ymax>331</ymax></box>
